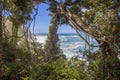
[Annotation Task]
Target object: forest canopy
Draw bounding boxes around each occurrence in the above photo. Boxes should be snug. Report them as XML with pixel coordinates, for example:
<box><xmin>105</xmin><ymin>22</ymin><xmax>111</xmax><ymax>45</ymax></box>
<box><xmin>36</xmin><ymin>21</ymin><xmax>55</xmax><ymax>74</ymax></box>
<box><xmin>0</xmin><ymin>0</ymin><xmax>120</xmax><ymax>80</ymax></box>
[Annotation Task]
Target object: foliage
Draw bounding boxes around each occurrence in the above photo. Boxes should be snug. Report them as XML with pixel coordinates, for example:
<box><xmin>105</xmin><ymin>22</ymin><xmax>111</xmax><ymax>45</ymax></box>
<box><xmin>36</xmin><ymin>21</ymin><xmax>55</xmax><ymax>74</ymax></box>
<box><xmin>27</xmin><ymin>58</ymin><xmax>90</xmax><ymax>80</ymax></box>
<box><xmin>48</xmin><ymin>0</ymin><xmax>120</xmax><ymax>79</ymax></box>
<box><xmin>0</xmin><ymin>40</ymin><xmax>31</xmax><ymax>80</ymax></box>
<box><xmin>44</xmin><ymin>13</ymin><xmax>64</xmax><ymax>62</ymax></box>
<box><xmin>0</xmin><ymin>0</ymin><xmax>120</xmax><ymax>80</ymax></box>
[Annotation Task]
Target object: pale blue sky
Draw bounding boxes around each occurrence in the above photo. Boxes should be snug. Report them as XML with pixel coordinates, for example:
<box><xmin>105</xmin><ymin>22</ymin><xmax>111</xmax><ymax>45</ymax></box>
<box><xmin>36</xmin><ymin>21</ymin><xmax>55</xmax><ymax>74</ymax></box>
<box><xmin>30</xmin><ymin>3</ymin><xmax>76</xmax><ymax>34</ymax></box>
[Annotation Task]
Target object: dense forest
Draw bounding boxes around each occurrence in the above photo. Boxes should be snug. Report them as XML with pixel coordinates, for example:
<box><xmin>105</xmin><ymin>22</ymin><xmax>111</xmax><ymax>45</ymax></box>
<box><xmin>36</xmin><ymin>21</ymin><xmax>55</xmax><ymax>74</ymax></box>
<box><xmin>0</xmin><ymin>0</ymin><xmax>120</xmax><ymax>80</ymax></box>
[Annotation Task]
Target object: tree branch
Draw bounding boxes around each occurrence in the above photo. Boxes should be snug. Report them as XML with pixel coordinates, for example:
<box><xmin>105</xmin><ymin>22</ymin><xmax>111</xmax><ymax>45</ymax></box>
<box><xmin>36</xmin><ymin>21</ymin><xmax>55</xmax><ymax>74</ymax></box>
<box><xmin>57</xmin><ymin>4</ymin><xmax>108</xmax><ymax>43</ymax></box>
<box><xmin>69</xmin><ymin>19</ymin><xmax>100</xmax><ymax>47</ymax></box>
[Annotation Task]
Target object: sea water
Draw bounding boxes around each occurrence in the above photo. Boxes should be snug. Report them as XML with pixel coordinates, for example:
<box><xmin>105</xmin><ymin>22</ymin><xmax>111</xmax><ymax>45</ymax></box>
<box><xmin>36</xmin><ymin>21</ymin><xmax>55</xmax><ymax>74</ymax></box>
<box><xmin>36</xmin><ymin>34</ymin><xmax>98</xmax><ymax>58</ymax></box>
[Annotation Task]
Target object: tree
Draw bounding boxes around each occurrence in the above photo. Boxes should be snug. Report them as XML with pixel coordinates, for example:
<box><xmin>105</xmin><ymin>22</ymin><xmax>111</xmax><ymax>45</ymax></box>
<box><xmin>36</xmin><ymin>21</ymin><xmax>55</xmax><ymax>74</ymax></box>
<box><xmin>47</xmin><ymin>0</ymin><xmax>120</xmax><ymax>79</ymax></box>
<box><xmin>0</xmin><ymin>13</ymin><xmax>2</xmax><ymax>39</ymax></box>
<box><xmin>44</xmin><ymin>13</ymin><xmax>62</xmax><ymax>62</ymax></box>
<box><xmin>0</xmin><ymin>0</ymin><xmax>45</xmax><ymax>79</ymax></box>
<box><xmin>1</xmin><ymin>0</ymin><xmax>120</xmax><ymax>79</ymax></box>
<box><xmin>0</xmin><ymin>0</ymin><xmax>3</xmax><ymax>40</ymax></box>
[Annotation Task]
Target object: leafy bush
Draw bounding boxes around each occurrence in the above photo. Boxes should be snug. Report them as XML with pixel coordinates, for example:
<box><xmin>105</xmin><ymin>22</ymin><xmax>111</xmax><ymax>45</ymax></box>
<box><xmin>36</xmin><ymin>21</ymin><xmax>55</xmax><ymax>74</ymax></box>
<box><xmin>28</xmin><ymin>58</ymin><xmax>88</xmax><ymax>80</ymax></box>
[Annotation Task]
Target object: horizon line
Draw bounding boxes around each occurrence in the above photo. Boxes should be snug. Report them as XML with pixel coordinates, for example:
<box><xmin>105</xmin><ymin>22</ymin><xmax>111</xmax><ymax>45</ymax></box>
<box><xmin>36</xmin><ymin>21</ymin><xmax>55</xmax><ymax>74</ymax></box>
<box><xmin>35</xmin><ymin>32</ymin><xmax>77</xmax><ymax>35</ymax></box>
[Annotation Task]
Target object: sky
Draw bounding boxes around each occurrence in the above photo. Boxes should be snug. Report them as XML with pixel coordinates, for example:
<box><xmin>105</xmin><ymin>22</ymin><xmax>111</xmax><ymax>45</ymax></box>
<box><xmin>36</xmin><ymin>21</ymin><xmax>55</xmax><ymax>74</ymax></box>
<box><xmin>30</xmin><ymin>3</ymin><xmax>76</xmax><ymax>34</ymax></box>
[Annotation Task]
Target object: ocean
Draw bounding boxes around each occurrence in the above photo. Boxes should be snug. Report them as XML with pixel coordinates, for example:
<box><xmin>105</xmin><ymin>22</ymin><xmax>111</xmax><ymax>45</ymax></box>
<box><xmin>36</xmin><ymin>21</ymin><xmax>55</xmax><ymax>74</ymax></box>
<box><xmin>36</xmin><ymin>34</ymin><xmax>98</xmax><ymax>58</ymax></box>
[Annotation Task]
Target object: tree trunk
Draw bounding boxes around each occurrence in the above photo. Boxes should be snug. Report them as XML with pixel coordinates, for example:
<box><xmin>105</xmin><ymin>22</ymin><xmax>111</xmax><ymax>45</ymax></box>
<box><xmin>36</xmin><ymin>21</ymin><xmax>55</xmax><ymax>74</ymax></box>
<box><xmin>100</xmin><ymin>41</ymin><xmax>120</xmax><ymax>80</ymax></box>
<box><xmin>44</xmin><ymin>13</ymin><xmax>62</xmax><ymax>62</ymax></box>
<box><xmin>0</xmin><ymin>12</ymin><xmax>2</xmax><ymax>39</ymax></box>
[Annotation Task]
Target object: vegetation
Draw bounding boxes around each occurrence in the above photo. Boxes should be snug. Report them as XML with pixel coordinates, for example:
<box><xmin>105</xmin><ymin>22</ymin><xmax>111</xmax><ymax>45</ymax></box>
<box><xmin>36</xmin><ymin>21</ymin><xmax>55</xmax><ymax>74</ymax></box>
<box><xmin>0</xmin><ymin>0</ymin><xmax>120</xmax><ymax>80</ymax></box>
<box><xmin>44</xmin><ymin>13</ymin><xmax>64</xmax><ymax>62</ymax></box>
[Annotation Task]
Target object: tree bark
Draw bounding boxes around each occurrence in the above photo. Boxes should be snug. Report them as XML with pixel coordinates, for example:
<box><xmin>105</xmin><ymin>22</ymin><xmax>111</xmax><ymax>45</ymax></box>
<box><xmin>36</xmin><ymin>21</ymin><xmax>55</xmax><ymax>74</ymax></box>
<box><xmin>100</xmin><ymin>41</ymin><xmax>120</xmax><ymax>80</ymax></box>
<box><xmin>44</xmin><ymin>13</ymin><xmax>62</xmax><ymax>62</ymax></box>
<box><xmin>0</xmin><ymin>12</ymin><xmax>2</xmax><ymax>39</ymax></box>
